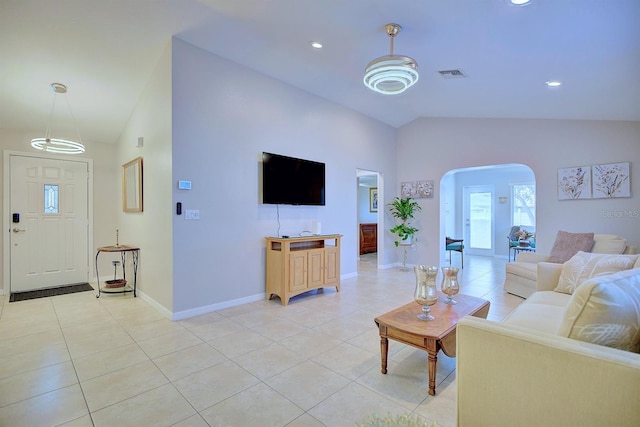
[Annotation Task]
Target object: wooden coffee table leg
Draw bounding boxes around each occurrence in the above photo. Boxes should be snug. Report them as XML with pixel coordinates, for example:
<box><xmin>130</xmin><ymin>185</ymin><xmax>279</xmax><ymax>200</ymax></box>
<box><xmin>379</xmin><ymin>326</ymin><xmax>388</xmax><ymax>374</ymax></box>
<box><xmin>426</xmin><ymin>338</ymin><xmax>438</xmax><ymax>396</ymax></box>
<box><xmin>380</xmin><ymin>337</ymin><xmax>388</xmax><ymax>374</ymax></box>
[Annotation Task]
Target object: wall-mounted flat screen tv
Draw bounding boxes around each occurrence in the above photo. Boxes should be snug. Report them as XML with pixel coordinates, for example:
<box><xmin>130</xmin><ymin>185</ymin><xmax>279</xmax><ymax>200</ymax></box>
<box><xmin>262</xmin><ymin>152</ymin><xmax>325</xmax><ymax>206</ymax></box>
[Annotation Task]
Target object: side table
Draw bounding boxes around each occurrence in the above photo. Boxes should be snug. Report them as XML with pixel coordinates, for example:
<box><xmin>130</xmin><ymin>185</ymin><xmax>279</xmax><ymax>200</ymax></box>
<box><xmin>95</xmin><ymin>245</ymin><xmax>139</xmax><ymax>298</ymax></box>
<box><xmin>511</xmin><ymin>245</ymin><xmax>535</xmax><ymax>261</ymax></box>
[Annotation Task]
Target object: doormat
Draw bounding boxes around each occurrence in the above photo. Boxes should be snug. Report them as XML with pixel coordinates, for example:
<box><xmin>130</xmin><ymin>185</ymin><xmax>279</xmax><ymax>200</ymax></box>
<box><xmin>10</xmin><ymin>283</ymin><xmax>93</xmax><ymax>303</ymax></box>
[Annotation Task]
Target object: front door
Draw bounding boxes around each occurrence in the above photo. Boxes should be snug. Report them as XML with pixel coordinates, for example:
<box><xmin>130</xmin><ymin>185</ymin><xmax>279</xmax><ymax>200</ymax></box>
<box><xmin>9</xmin><ymin>154</ymin><xmax>89</xmax><ymax>292</ymax></box>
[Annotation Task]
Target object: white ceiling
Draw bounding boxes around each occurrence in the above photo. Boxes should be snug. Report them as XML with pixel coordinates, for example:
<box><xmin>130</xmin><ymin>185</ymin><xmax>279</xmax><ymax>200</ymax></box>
<box><xmin>1</xmin><ymin>0</ymin><xmax>639</xmax><ymax>145</ymax></box>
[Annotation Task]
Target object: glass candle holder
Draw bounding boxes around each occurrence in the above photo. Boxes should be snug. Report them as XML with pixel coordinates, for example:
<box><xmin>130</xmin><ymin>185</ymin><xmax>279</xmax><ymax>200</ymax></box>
<box><xmin>414</xmin><ymin>265</ymin><xmax>439</xmax><ymax>320</ymax></box>
<box><xmin>441</xmin><ymin>266</ymin><xmax>460</xmax><ymax>305</ymax></box>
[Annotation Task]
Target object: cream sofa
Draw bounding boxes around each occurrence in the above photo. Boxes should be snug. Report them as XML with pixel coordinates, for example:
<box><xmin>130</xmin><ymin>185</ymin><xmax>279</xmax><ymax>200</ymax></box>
<box><xmin>457</xmin><ymin>259</ymin><xmax>640</xmax><ymax>426</ymax></box>
<box><xmin>504</xmin><ymin>233</ymin><xmax>637</xmax><ymax>298</ymax></box>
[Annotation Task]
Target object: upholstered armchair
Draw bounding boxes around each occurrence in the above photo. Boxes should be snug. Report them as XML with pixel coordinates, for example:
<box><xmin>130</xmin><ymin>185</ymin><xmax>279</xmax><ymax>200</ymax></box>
<box><xmin>507</xmin><ymin>226</ymin><xmax>520</xmax><ymax>261</ymax></box>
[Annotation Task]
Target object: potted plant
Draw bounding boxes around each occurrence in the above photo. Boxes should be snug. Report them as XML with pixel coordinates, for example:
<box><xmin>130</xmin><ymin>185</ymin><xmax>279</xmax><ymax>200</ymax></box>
<box><xmin>388</xmin><ymin>197</ymin><xmax>422</xmax><ymax>246</ymax></box>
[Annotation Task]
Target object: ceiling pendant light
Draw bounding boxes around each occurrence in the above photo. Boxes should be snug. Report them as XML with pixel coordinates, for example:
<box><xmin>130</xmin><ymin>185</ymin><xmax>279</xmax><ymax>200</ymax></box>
<box><xmin>364</xmin><ymin>23</ymin><xmax>419</xmax><ymax>95</ymax></box>
<box><xmin>31</xmin><ymin>83</ymin><xmax>85</xmax><ymax>154</ymax></box>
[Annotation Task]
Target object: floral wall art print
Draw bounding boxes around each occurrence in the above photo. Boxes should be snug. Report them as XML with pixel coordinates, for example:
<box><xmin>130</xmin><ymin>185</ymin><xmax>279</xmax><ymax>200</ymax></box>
<box><xmin>401</xmin><ymin>180</ymin><xmax>434</xmax><ymax>199</ymax></box>
<box><xmin>401</xmin><ymin>181</ymin><xmax>416</xmax><ymax>198</ymax></box>
<box><xmin>592</xmin><ymin>162</ymin><xmax>630</xmax><ymax>198</ymax></box>
<box><xmin>558</xmin><ymin>166</ymin><xmax>591</xmax><ymax>200</ymax></box>
<box><xmin>415</xmin><ymin>180</ymin><xmax>434</xmax><ymax>198</ymax></box>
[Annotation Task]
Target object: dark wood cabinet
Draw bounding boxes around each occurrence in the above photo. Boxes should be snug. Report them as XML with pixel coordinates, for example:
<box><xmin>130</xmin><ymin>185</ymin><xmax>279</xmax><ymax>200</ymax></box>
<box><xmin>360</xmin><ymin>223</ymin><xmax>377</xmax><ymax>255</ymax></box>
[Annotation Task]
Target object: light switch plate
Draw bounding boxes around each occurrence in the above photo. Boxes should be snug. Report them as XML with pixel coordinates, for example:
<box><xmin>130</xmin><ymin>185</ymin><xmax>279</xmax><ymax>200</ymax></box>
<box><xmin>185</xmin><ymin>209</ymin><xmax>199</xmax><ymax>220</ymax></box>
<box><xmin>178</xmin><ymin>180</ymin><xmax>192</xmax><ymax>190</ymax></box>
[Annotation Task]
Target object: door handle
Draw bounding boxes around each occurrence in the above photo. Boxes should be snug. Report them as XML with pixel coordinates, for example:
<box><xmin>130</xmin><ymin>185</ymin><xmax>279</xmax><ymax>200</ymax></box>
<box><xmin>12</xmin><ymin>228</ymin><xmax>25</xmax><ymax>233</ymax></box>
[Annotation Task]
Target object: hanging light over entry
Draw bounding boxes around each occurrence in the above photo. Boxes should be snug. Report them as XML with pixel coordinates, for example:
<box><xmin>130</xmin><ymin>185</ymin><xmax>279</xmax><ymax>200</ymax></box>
<box><xmin>364</xmin><ymin>23</ymin><xmax>419</xmax><ymax>95</ymax></box>
<box><xmin>31</xmin><ymin>83</ymin><xmax>85</xmax><ymax>154</ymax></box>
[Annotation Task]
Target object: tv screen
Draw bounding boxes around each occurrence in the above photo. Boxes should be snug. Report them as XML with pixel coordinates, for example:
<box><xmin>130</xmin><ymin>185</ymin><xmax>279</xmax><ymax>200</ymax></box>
<box><xmin>262</xmin><ymin>152</ymin><xmax>325</xmax><ymax>206</ymax></box>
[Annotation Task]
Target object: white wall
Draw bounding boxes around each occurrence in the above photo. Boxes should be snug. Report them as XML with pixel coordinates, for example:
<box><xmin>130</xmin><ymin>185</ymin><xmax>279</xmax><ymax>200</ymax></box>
<box><xmin>115</xmin><ymin>42</ymin><xmax>174</xmax><ymax>313</ymax></box>
<box><xmin>357</xmin><ymin>185</ymin><xmax>377</xmax><ymax>224</ymax></box>
<box><xmin>169</xmin><ymin>38</ymin><xmax>397</xmax><ymax>315</ymax></box>
<box><xmin>398</xmin><ymin>117</ymin><xmax>640</xmax><ymax>266</ymax></box>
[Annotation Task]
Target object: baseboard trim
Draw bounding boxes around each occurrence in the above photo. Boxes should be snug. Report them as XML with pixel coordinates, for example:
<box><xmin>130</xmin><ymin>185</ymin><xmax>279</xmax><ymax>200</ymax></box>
<box><xmin>136</xmin><ymin>291</ymin><xmax>267</xmax><ymax>321</ymax></box>
<box><xmin>138</xmin><ymin>291</ymin><xmax>173</xmax><ymax>319</ymax></box>
<box><xmin>170</xmin><ymin>293</ymin><xmax>266</xmax><ymax>321</ymax></box>
<box><xmin>378</xmin><ymin>262</ymin><xmax>399</xmax><ymax>270</ymax></box>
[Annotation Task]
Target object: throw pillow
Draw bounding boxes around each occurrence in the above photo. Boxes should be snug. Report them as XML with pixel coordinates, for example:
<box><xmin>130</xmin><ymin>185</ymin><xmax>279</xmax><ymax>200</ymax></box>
<box><xmin>547</xmin><ymin>231</ymin><xmax>595</xmax><ymax>263</ymax></box>
<box><xmin>554</xmin><ymin>251</ymin><xmax>639</xmax><ymax>294</ymax></box>
<box><xmin>591</xmin><ymin>234</ymin><xmax>627</xmax><ymax>254</ymax></box>
<box><xmin>557</xmin><ymin>268</ymin><xmax>640</xmax><ymax>353</ymax></box>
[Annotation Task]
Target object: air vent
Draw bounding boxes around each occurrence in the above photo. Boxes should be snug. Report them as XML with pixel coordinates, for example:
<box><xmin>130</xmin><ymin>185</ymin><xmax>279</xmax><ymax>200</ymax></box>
<box><xmin>438</xmin><ymin>69</ymin><xmax>466</xmax><ymax>79</ymax></box>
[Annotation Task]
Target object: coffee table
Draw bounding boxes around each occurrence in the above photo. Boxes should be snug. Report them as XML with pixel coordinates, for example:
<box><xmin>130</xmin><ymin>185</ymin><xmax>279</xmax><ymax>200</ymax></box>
<box><xmin>374</xmin><ymin>293</ymin><xmax>490</xmax><ymax>396</ymax></box>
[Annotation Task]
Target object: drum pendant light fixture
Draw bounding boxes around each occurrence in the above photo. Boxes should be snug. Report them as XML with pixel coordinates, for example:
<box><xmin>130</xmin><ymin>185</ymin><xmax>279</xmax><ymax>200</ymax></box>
<box><xmin>364</xmin><ymin>23</ymin><xmax>419</xmax><ymax>95</ymax></box>
<box><xmin>31</xmin><ymin>83</ymin><xmax>85</xmax><ymax>154</ymax></box>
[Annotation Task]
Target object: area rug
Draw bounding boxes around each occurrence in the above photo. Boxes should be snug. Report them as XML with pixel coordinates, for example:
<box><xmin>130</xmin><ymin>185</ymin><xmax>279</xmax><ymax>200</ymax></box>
<box><xmin>9</xmin><ymin>283</ymin><xmax>93</xmax><ymax>302</ymax></box>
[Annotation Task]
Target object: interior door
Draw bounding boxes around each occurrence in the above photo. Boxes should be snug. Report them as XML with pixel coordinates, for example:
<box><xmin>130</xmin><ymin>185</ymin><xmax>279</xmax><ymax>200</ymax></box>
<box><xmin>463</xmin><ymin>185</ymin><xmax>494</xmax><ymax>256</ymax></box>
<box><xmin>10</xmin><ymin>154</ymin><xmax>89</xmax><ymax>292</ymax></box>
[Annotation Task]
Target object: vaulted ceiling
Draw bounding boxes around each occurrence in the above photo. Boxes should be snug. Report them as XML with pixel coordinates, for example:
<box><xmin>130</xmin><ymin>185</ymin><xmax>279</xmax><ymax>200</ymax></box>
<box><xmin>1</xmin><ymin>0</ymin><xmax>639</xmax><ymax>144</ymax></box>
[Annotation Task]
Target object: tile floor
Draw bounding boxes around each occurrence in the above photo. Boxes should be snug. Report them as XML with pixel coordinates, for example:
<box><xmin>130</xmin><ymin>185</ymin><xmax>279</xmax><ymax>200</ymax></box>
<box><xmin>0</xmin><ymin>254</ymin><xmax>523</xmax><ymax>427</ymax></box>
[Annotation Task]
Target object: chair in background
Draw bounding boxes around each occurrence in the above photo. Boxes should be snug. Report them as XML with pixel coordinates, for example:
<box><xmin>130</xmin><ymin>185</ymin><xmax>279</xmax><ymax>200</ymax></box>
<box><xmin>507</xmin><ymin>226</ymin><xmax>521</xmax><ymax>262</ymax></box>
<box><xmin>445</xmin><ymin>237</ymin><xmax>464</xmax><ymax>268</ymax></box>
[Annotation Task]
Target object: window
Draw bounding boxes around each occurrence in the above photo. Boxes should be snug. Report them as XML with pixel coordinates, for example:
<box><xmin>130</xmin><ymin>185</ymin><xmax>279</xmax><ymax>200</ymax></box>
<box><xmin>512</xmin><ymin>184</ymin><xmax>535</xmax><ymax>226</ymax></box>
<box><xmin>44</xmin><ymin>184</ymin><xmax>59</xmax><ymax>214</ymax></box>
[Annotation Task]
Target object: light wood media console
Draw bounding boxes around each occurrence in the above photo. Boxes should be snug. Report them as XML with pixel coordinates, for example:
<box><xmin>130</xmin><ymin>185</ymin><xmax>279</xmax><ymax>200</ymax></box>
<box><xmin>265</xmin><ymin>234</ymin><xmax>341</xmax><ymax>305</ymax></box>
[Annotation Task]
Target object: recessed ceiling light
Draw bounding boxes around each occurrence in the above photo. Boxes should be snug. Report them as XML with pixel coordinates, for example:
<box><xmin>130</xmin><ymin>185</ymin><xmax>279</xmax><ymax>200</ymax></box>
<box><xmin>546</xmin><ymin>80</ymin><xmax>562</xmax><ymax>87</ymax></box>
<box><xmin>507</xmin><ymin>0</ymin><xmax>531</xmax><ymax>5</ymax></box>
<box><xmin>310</xmin><ymin>42</ymin><xmax>323</xmax><ymax>49</ymax></box>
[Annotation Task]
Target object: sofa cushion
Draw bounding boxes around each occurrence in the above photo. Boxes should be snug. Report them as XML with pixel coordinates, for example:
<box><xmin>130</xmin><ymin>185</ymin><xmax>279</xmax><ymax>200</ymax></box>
<box><xmin>554</xmin><ymin>252</ymin><xmax>639</xmax><ymax>294</ymax></box>
<box><xmin>526</xmin><ymin>290</ymin><xmax>572</xmax><ymax>307</ymax></box>
<box><xmin>547</xmin><ymin>231</ymin><xmax>595</xmax><ymax>263</ymax></box>
<box><xmin>592</xmin><ymin>234</ymin><xmax>627</xmax><ymax>254</ymax></box>
<box><xmin>503</xmin><ymin>302</ymin><xmax>568</xmax><ymax>334</ymax></box>
<box><xmin>557</xmin><ymin>268</ymin><xmax>640</xmax><ymax>353</ymax></box>
<box><xmin>504</xmin><ymin>291</ymin><xmax>570</xmax><ymax>334</ymax></box>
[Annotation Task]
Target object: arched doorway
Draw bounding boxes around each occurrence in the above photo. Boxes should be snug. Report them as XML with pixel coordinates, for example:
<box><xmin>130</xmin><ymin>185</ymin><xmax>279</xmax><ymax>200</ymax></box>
<box><xmin>441</xmin><ymin>163</ymin><xmax>535</xmax><ymax>261</ymax></box>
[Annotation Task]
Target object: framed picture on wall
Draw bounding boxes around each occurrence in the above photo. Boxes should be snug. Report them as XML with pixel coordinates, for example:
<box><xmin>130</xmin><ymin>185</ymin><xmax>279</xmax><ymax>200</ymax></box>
<box><xmin>401</xmin><ymin>181</ymin><xmax>416</xmax><ymax>198</ymax></box>
<box><xmin>415</xmin><ymin>180</ymin><xmax>434</xmax><ymax>198</ymax></box>
<box><xmin>558</xmin><ymin>166</ymin><xmax>591</xmax><ymax>200</ymax></box>
<box><xmin>370</xmin><ymin>187</ymin><xmax>378</xmax><ymax>212</ymax></box>
<box><xmin>592</xmin><ymin>162</ymin><xmax>630</xmax><ymax>198</ymax></box>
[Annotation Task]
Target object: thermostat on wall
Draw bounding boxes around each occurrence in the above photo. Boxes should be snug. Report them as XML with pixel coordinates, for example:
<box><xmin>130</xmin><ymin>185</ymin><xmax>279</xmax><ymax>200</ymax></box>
<box><xmin>178</xmin><ymin>180</ymin><xmax>192</xmax><ymax>190</ymax></box>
